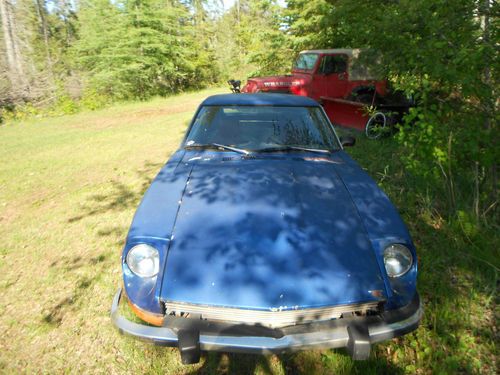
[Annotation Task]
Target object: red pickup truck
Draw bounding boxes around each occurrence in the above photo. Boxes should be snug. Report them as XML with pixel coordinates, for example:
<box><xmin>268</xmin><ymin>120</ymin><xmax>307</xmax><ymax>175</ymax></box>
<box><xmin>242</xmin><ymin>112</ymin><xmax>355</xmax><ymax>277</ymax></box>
<box><xmin>239</xmin><ymin>49</ymin><xmax>410</xmax><ymax>138</ymax></box>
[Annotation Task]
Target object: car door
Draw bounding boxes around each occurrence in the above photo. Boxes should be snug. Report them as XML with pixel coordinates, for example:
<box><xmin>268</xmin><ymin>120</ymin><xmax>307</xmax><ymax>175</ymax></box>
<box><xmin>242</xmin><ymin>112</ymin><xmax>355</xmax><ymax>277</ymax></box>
<box><xmin>315</xmin><ymin>54</ymin><xmax>350</xmax><ymax>99</ymax></box>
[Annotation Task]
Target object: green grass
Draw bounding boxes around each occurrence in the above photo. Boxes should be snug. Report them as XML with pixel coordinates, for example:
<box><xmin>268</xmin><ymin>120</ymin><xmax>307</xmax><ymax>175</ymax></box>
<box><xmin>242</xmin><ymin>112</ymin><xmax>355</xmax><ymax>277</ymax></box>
<box><xmin>0</xmin><ymin>89</ymin><xmax>497</xmax><ymax>374</ymax></box>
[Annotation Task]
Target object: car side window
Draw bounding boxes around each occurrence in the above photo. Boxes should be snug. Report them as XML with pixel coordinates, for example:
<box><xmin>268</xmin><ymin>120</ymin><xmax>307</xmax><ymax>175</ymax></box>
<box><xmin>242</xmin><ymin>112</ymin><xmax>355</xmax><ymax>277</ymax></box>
<box><xmin>318</xmin><ymin>55</ymin><xmax>347</xmax><ymax>75</ymax></box>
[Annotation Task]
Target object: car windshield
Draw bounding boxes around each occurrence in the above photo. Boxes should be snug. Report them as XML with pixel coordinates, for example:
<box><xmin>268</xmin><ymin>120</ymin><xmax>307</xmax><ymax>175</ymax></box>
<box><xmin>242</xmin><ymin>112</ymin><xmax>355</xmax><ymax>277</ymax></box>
<box><xmin>292</xmin><ymin>53</ymin><xmax>319</xmax><ymax>71</ymax></box>
<box><xmin>184</xmin><ymin>106</ymin><xmax>340</xmax><ymax>152</ymax></box>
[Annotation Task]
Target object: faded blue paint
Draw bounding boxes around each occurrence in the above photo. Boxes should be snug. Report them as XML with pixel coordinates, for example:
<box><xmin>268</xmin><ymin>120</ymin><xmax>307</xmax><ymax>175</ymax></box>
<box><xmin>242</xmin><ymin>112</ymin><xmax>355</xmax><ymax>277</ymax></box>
<box><xmin>122</xmin><ymin>150</ymin><xmax>187</xmax><ymax>314</ymax></box>
<box><xmin>334</xmin><ymin>152</ymin><xmax>417</xmax><ymax>308</ymax></box>
<box><xmin>123</xmin><ymin>151</ymin><xmax>417</xmax><ymax>313</ymax></box>
<box><xmin>200</xmin><ymin>93</ymin><xmax>320</xmax><ymax>107</ymax></box>
<box><xmin>160</xmin><ymin>152</ymin><xmax>387</xmax><ymax>310</ymax></box>
<box><xmin>121</xmin><ymin>95</ymin><xmax>418</xmax><ymax>315</ymax></box>
<box><xmin>122</xmin><ymin>238</ymin><xmax>169</xmax><ymax>314</ymax></box>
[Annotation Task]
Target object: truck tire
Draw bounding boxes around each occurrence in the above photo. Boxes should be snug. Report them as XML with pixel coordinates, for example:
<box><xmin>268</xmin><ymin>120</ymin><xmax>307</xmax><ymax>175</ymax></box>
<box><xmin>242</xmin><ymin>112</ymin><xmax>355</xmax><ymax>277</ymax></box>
<box><xmin>365</xmin><ymin>112</ymin><xmax>387</xmax><ymax>139</ymax></box>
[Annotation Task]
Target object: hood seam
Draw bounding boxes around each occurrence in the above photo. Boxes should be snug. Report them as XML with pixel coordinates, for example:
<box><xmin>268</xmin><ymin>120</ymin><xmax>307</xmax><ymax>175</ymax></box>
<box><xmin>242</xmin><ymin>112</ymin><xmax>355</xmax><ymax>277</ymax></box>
<box><xmin>158</xmin><ymin>162</ymin><xmax>195</xmax><ymax>302</ymax></box>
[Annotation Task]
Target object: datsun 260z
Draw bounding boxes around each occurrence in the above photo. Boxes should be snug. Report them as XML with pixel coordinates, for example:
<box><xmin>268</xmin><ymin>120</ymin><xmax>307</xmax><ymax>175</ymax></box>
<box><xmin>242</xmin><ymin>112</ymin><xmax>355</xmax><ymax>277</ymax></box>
<box><xmin>111</xmin><ymin>94</ymin><xmax>422</xmax><ymax>364</ymax></box>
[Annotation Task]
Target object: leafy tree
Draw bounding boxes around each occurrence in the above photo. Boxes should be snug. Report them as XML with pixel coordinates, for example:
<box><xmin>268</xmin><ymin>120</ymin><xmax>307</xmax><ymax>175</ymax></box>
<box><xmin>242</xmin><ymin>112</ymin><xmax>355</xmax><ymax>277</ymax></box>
<box><xmin>284</xmin><ymin>0</ymin><xmax>498</xmax><ymax>221</ymax></box>
<box><xmin>285</xmin><ymin>0</ymin><xmax>335</xmax><ymax>50</ymax></box>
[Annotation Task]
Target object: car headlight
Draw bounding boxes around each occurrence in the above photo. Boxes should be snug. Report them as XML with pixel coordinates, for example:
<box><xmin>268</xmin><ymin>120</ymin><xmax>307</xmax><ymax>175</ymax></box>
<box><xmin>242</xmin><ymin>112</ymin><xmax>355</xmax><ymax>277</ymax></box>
<box><xmin>383</xmin><ymin>244</ymin><xmax>413</xmax><ymax>277</ymax></box>
<box><xmin>126</xmin><ymin>244</ymin><xmax>160</xmax><ymax>278</ymax></box>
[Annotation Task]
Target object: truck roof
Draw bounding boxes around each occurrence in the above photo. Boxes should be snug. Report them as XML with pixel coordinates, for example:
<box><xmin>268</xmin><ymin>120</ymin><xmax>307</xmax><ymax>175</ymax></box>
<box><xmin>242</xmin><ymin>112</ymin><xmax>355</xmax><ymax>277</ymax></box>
<box><xmin>300</xmin><ymin>48</ymin><xmax>360</xmax><ymax>56</ymax></box>
<box><xmin>201</xmin><ymin>93</ymin><xmax>320</xmax><ymax>107</ymax></box>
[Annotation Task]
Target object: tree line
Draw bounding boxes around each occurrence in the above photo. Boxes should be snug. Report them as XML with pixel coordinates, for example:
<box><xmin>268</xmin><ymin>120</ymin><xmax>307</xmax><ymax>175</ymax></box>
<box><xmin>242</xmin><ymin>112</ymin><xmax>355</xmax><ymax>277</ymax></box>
<box><xmin>0</xmin><ymin>0</ymin><xmax>290</xmax><ymax>106</ymax></box>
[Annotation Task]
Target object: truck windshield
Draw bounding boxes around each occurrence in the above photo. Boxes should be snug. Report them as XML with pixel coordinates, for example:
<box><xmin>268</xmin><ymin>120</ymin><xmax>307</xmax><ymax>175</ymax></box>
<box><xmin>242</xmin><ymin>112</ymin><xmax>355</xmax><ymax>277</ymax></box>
<box><xmin>292</xmin><ymin>53</ymin><xmax>319</xmax><ymax>71</ymax></box>
<box><xmin>185</xmin><ymin>106</ymin><xmax>340</xmax><ymax>152</ymax></box>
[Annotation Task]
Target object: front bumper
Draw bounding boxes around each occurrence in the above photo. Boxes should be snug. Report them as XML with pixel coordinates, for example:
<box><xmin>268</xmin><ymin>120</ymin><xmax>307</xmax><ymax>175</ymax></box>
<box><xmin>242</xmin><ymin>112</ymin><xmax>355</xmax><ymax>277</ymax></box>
<box><xmin>111</xmin><ymin>288</ymin><xmax>422</xmax><ymax>363</ymax></box>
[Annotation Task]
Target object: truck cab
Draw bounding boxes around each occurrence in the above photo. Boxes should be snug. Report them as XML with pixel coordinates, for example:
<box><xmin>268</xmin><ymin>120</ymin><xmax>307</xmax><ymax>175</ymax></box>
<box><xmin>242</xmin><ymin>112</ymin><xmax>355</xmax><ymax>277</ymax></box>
<box><xmin>242</xmin><ymin>49</ymin><xmax>386</xmax><ymax>103</ymax></box>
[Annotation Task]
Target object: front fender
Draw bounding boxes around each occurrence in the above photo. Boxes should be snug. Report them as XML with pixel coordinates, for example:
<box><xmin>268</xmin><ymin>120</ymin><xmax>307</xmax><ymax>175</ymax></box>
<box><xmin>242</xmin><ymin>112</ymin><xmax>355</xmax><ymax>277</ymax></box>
<box><xmin>333</xmin><ymin>152</ymin><xmax>417</xmax><ymax>308</ymax></box>
<box><xmin>122</xmin><ymin>238</ymin><xmax>170</xmax><ymax>314</ymax></box>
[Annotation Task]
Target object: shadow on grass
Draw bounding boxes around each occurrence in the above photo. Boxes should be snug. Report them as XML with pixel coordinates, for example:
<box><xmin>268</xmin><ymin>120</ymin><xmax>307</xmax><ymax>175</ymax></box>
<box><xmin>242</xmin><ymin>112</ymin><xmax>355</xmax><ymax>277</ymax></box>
<box><xmin>49</xmin><ymin>254</ymin><xmax>107</xmax><ymax>271</ymax></box>
<box><xmin>182</xmin><ymin>349</ymin><xmax>405</xmax><ymax>374</ymax></box>
<box><xmin>67</xmin><ymin>181</ymin><xmax>138</xmax><ymax>223</ymax></box>
<box><xmin>44</xmin><ymin>161</ymin><xmax>164</xmax><ymax>327</ymax></box>
<box><xmin>43</xmin><ymin>251</ymin><xmax>113</xmax><ymax>326</ymax></box>
<box><xmin>42</xmin><ymin>275</ymin><xmax>95</xmax><ymax>326</ymax></box>
<box><xmin>188</xmin><ymin>352</ymin><xmax>275</xmax><ymax>375</ymax></box>
<box><xmin>67</xmin><ymin>160</ymin><xmax>163</xmax><ymax>223</ymax></box>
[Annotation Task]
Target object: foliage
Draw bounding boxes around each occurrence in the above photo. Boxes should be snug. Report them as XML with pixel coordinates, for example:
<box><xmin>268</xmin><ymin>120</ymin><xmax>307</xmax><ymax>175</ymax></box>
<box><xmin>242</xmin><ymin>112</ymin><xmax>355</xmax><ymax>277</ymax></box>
<box><xmin>343</xmin><ymin>130</ymin><xmax>498</xmax><ymax>374</ymax></box>
<box><xmin>285</xmin><ymin>0</ymin><xmax>498</xmax><ymax>222</ymax></box>
<box><xmin>1</xmin><ymin>0</ymin><xmax>292</xmax><ymax>105</ymax></box>
<box><xmin>212</xmin><ymin>0</ymin><xmax>291</xmax><ymax>79</ymax></box>
<box><xmin>243</xmin><ymin>0</ymin><xmax>292</xmax><ymax>77</ymax></box>
<box><xmin>79</xmin><ymin>89</ymin><xmax>110</xmax><ymax>111</ymax></box>
<box><xmin>73</xmin><ymin>0</ymin><xmax>219</xmax><ymax>100</ymax></box>
<box><xmin>0</xmin><ymin>0</ymin><xmax>224</xmax><ymax>105</ymax></box>
<box><xmin>285</xmin><ymin>0</ymin><xmax>336</xmax><ymax>50</ymax></box>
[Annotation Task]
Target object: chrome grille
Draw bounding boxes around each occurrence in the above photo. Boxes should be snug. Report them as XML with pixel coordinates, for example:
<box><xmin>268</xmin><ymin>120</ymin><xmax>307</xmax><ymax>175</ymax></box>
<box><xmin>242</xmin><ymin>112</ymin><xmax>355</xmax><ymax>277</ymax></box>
<box><xmin>164</xmin><ymin>301</ymin><xmax>381</xmax><ymax>328</ymax></box>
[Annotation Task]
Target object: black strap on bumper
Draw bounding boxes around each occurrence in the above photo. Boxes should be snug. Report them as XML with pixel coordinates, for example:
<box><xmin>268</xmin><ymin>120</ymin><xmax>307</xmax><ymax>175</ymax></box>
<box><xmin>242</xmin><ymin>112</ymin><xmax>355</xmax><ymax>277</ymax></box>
<box><xmin>347</xmin><ymin>323</ymin><xmax>371</xmax><ymax>360</ymax></box>
<box><xmin>178</xmin><ymin>330</ymin><xmax>200</xmax><ymax>364</ymax></box>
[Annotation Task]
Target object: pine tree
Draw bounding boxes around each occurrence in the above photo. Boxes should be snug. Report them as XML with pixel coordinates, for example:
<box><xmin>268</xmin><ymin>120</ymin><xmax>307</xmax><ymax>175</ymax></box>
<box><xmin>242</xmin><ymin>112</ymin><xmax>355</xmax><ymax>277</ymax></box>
<box><xmin>213</xmin><ymin>0</ymin><xmax>290</xmax><ymax>79</ymax></box>
<box><xmin>75</xmin><ymin>0</ymin><xmax>217</xmax><ymax>99</ymax></box>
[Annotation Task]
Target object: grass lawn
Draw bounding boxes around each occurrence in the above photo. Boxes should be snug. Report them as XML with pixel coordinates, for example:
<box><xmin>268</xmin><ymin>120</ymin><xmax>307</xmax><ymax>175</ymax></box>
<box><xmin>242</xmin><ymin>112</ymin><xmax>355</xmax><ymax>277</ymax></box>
<box><xmin>0</xmin><ymin>88</ymin><xmax>497</xmax><ymax>374</ymax></box>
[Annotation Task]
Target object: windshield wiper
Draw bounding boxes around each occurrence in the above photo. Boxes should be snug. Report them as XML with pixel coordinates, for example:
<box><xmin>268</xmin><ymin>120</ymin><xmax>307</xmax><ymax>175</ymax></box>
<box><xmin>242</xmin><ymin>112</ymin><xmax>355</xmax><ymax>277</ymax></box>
<box><xmin>184</xmin><ymin>142</ymin><xmax>249</xmax><ymax>155</ymax></box>
<box><xmin>257</xmin><ymin>145</ymin><xmax>331</xmax><ymax>154</ymax></box>
<box><xmin>212</xmin><ymin>143</ymin><xmax>250</xmax><ymax>155</ymax></box>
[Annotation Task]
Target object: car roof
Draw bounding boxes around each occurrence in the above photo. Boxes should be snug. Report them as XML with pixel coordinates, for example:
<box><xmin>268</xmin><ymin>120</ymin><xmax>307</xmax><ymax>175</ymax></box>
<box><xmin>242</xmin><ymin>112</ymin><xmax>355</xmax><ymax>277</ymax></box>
<box><xmin>201</xmin><ymin>93</ymin><xmax>320</xmax><ymax>107</ymax></box>
<box><xmin>299</xmin><ymin>48</ymin><xmax>360</xmax><ymax>56</ymax></box>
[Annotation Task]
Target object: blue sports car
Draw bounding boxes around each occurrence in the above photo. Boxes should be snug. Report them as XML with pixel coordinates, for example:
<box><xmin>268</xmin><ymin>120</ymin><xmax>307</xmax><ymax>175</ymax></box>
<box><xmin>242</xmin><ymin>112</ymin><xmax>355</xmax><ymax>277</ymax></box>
<box><xmin>111</xmin><ymin>94</ymin><xmax>422</xmax><ymax>364</ymax></box>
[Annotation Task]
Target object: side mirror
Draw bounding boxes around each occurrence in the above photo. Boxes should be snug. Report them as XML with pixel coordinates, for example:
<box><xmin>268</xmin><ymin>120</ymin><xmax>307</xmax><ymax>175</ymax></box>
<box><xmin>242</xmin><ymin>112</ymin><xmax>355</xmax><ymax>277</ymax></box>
<box><xmin>340</xmin><ymin>136</ymin><xmax>356</xmax><ymax>147</ymax></box>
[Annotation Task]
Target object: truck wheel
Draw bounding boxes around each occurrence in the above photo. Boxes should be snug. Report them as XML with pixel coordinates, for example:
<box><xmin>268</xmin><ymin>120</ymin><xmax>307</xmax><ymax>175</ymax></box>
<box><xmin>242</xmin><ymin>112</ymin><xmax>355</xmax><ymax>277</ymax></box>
<box><xmin>365</xmin><ymin>112</ymin><xmax>386</xmax><ymax>139</ymax></box>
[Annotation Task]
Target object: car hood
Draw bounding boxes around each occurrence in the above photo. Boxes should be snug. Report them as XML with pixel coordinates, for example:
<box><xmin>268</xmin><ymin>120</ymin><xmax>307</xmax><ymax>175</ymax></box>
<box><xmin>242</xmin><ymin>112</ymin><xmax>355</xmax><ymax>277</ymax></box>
<box><xmin>158</xmin><ymin>152</ymin><xmax>386</xmax><ymax>310</ymax></box>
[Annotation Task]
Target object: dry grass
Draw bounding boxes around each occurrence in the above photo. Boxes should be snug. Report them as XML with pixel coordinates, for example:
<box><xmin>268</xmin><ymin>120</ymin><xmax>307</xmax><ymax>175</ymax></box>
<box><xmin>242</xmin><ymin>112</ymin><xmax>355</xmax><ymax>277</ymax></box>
<box><xmin>0</xmin><ymin>89</ymin><xmax>224</xmax><ymax>373</ymax></box>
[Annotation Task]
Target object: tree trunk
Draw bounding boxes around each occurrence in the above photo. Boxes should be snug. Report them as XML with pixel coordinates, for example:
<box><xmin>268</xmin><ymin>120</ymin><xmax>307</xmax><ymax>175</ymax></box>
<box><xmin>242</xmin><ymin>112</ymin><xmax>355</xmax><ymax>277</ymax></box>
<box><xmin>481</xmin><ymin>0</ymin><xmax>497</xmax><ymax>205</ymax></box>
<box><xmin>35</xmin><ymin>0</ymin><xmax>54</xmax><ymax>84</ymax></box>
<box><xmin>0</xmin><ymin>0</ymin><xmax>26</xmax><ymax>94</ymax></box>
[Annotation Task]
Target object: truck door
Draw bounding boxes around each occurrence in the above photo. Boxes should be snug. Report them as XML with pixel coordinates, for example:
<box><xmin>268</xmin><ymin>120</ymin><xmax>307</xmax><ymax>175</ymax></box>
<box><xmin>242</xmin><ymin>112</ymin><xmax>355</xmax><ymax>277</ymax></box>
<box><xmin>313</xmin><ymin>54</ymin><xmax>350</xmax><ymax>99</ymax></box>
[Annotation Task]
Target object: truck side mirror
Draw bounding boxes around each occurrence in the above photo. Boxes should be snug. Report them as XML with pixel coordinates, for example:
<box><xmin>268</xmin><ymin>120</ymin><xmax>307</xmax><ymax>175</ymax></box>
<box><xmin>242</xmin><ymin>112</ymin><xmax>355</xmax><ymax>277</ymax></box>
<box><xmin>340</xmin><ymin>136</ymin><xmax>356</xmax><ymax>147</ymax></box>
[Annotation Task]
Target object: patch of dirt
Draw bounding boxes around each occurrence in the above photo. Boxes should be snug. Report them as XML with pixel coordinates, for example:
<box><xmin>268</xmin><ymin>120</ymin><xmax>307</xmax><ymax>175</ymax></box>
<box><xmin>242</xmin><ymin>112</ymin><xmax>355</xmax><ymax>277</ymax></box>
<box><xmin>0</xmin><ymin>205</ymin><xmax>19</xmax><ymax>226</ymax></box>
<box><xmin>129</xmin><ymin>102</ymin><xmax>196</xmax><ymax>118</ymax></box>
<box><xmin>70</xmin><ymin>98</ymin><xmax>202</xmax><ymax>130</ymax></box>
